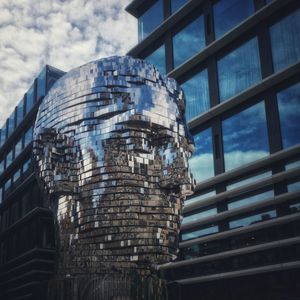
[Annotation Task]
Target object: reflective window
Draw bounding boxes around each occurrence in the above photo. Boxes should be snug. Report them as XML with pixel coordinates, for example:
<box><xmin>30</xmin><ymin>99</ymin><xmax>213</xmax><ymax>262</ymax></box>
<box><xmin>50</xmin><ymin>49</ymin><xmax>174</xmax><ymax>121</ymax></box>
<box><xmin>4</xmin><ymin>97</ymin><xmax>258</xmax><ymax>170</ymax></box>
<box><xmin>173</xmin><ymin>16</ymin><xmax>205</xmax><ymax>68</ymax></box>
<box><xmin>222</xmin><ymin>101</ymin><xmax>269</xmax><ymax>171</ymax></box>
<box><xmin>229</xmin><ymin>209</ymin><xmax>276</xmax><ymax>229</ymax></box>
<box><xmin>285</xmin><ymin>160</ymin><xmax>300</xmax><ymax>170</ymax></box>
<box><xmin>182</xmin><ymin>207</ymin><xmax>217</xmax><ymax>225</ymax></box>
<box><xmin>14</xmin><ymin>138</ymin><xmax>23</xmax><ymax>158</ymax></box>
<box><xmin>181</xmin><ymin>69</ymin><xmax>210</xmax><ymax>121</ymax></box>
<box><xmin>24</xmin><ymin>126</ymin><xmax>33</xmax><ymax>148</ymax></box>
<box><xmin>182</xmin><ymin>225</ymin><xmax>219</xmax><ymax>241</ymax></box>
<box><xmin>189</xmin><ymin>128</ymin><xmax>214</xmax><ymax>182</ymax></box>
<box><xmin>6</xmin><ymin>150</ymin><xmax>13</xmax><ymax>169</ymax></box>
<box><xmin>138</xmin><ymin>0</ymin><xmax>164</xmax><ymax>41</ymax></box>
<box><xmin>145</xmin><ymin>44</ymin><xmax>166</xmax><ymax>74</ymax></box>
<box><xmin>289</xmin><ymin>202</ymin><xmax>300</xmax><ymax>213</ymax></box>
<box><xmin>270</xmin><ymin>10</ymin><xmax>300</xmax><ymax>72</ymax></box>
<box><xmin>277</xmin><ymin>82</ymin><xmax>300</xmax><ymax>149</ymax></box>
<box><xmin>171</xmin><ymin>0</ymin><xmax>187</xmax><ymax>14</ymax></box>
<box><xmin>37</xmin><ymin>67</ymin><xmax>47</xmax><ymax>100</ymax></box>
<box><xmin>185</xmin><ymin>190</ymin><xmax>216</xmax><ymax>206</ymax></box>
<box><xmin>25</xmin><ymin>84</ymin><xmax>34</xmax><ymax>114</ymax></box>
<box><xmin>47</xmin><ymin>66</ymin><xmax>65</xmax><ymax>91</ymax></box>
<box><xmin>13</xmin><ymin>169</ymin><xmax>21</xmax><ymax>183</ymax></box>
<box><xmin>0</xmin><ymin>160</ymin><xmax>4</xmax><ymax>174</ymax></box>
<box><xmin>287</xmin><ymin>181</ymin><xmax>300</xmax><ymax>192</ymax></box>
<box><xmin>23</xmin><ymin>158</ymin><xmax>32</xmax><ymax>173</ymax></box>
<box><xmin>218</xmin><ymin>37</ymin><xmax>261</xmax><ymax>101</ymax></box>
<box><xmin>7</xmin><ymin>112</ymin><xmax>15</xmax><ymax>137</ymax></box>
<box><xmin>213</xmin><ymin>0</ymin><xmax>254</xmax><ymax>39</ymax></box>
<box><xmin>16</xmin><ymin>99</ymin><xmax>24</xmax><ymax>127</ymax></box>
<box><xmin>227</xmin><ymin>170</ymin><xmax>272</xmax><ymax>191</ymax></box>
<box><xmin>0</xmin><ymin>123</ymin><xmax>7</xmax><ymax>147</ymax></box>
<box><xmin>228</xmin><ymin>189</ymin><xmax>274</xmax><ymax>210</ymax></box>
<box><xmin>4</xmin><ymin>178</ymin><xmax>11</xmax><ymax>192</ymax></box>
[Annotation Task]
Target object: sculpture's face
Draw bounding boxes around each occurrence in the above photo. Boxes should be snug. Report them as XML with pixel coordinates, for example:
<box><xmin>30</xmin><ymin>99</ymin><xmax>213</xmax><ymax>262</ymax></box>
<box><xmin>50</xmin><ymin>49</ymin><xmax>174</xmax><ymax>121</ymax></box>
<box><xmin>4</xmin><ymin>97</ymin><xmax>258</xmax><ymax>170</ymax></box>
<box><xmin>33</xmin><ymin>57</ymin><xmax>193</xmax><ymax>275</ymax></box>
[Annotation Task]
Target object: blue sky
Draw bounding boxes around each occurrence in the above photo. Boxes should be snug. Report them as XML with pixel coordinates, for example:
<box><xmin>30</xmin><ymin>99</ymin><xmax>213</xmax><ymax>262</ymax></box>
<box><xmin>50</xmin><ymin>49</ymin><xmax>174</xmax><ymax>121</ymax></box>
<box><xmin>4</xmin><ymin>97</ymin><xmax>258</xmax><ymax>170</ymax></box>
<box><xmin>0</xmin><ymin>0</ymin><xmax>137</xmax><ymax>125</ymax></box>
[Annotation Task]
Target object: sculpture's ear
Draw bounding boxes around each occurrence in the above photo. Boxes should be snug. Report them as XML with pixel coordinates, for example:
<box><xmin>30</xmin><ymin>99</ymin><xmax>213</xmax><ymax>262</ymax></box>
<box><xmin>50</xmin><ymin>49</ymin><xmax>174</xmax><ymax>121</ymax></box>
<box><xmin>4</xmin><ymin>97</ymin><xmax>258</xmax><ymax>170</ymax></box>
<box><xmin>33</xmin><ymin>128</ymin><xmax>79</xmax><ymax>202</ymax></box>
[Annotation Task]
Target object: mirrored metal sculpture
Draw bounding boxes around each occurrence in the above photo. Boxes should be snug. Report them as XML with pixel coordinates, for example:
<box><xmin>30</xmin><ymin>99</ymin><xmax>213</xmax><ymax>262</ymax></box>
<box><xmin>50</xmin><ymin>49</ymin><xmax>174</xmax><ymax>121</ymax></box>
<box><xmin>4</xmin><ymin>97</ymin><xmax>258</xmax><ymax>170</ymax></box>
<box><xmin>33</xmin><ymin>56</ymin><xmax>194</xmax><ymax>299</ymax></box>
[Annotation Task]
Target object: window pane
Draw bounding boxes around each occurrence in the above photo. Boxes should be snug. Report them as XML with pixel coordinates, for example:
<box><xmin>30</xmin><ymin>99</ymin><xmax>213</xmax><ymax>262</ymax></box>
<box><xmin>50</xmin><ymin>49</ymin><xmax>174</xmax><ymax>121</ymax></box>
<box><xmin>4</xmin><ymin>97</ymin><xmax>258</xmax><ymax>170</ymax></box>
<box><xmin>227</xmin><ymin>170</ymin><xmax>272</xmax><ymax>191</ymax></box>
<box><xmin>37</xmin><ymin>66</ymin><xmax>47</xmax><ymax>100</ymax></box>
<box><xmin>14</xmin><ymin>138</ymin><xmax>23</xmax><ymax>158</ymax></box>
<box><xmin>218</xmin><ymin>37</ymin><xmax>261</xmax><ymax>101</ymax></box>
<box><xmin>229</xmin><ymin>210</ymin><xmax>276</xmax><ymax>229</ymax></box>
<box><xmin>13</xmin><ymin>169</ymin><xmax>21</xmax><ymax>183</ymax></box>
<box><xmin>173</xmin><ymin>16</ymin><xmax>205</xmax><ymax>68</ymax></box>
<box><xmin>23</xmin><ymin>158</ymin><xmax>32</xmax><ymax>173</ymax></box>
<box><xmin>277</xmin><ymin>82</ymin><xmax>300</xmax><ymax>149</ymax></box>
<box><xmin>16</xmin><ymin>99</ymin><xmax>24</xmax><ymax>126</ymax></box>
<box><xmin>185</xmin><ymin>190</ymin><xmax>216</xmax><ymax>206</ymax></box>
<box><xmin>182</xmin><ymin>207</ymin><xmax>217</xmax><ymax>225</ymax></box>
<box><xmin>222</xmin><ymin>101</ymin><xmax>269</xmax><ymax>171</ymax></box>
<box><xmin>181</xmin><ymin>69</ymin><xmax>210</xmax><ymax>121</ymax></box>
<box><xmin>270</xmin><ymin>9</ymin><xmax>300</xmax><ymax>72</ymax></box>
<box><xmin>288</xmin><ymin>181</ymin><xmax>300</xmax><ymax>192</ymax></box>
<box><xmin>0</xmin><ymin>123</ymin><xmax>7</xmax><ymax>147</ymax></box>
<box><xmin>24</xmin><ymin>126</ymin><xmax>33</xmax><ymax>147</ymax></box>
<box><xmin>285</xmin><ymin>160</ymin><xmax>300</xmax><ymax>170</ymax></box>
<box><xmin>0</xmin><ymin>160</ymin><xmax>4</xmax><ymax>174</ymax></box>
<box><xmin>138</xmin><ymin>0</ymin><xmax>163</xmax><ymax>41</ymax></box>
<box><xmin>171</xmin><ymin>0</ymin><xmax>187</xmax><ymax>14</ymax></box>
<box><xmin>46</xmin><ymin>66</ymin><xmax>65</xmax><ymax>92</ymax></box>
<box><xmin>25</xmin><ymin>84</ymin><xmax>35</xmax><ymax>114</ymax></box>
<box><xmin>4</xmin><ymin>178</ymin><xmax>11</xmax><ymax>192</ymax></box>
<box><xmin>182</xmin><ymin>225</ymin><xmax>219</xmax><ymax>241</ymax></box>
<box><xmin>189</xmin><ymin>128</ymin><xmax>214</xmax><ymax>182</ymax></box>
<box><xmin>7</xmin><ymin>112</ymin><xmax>15</xmax><ymax>137</ymax></box>
<box><xmin>289</xmin><ymin>201</ymin><xmax>300</xmax><ymax>213</ymax></box>
<box><xmin>145</xmin><ymin>44</ymin><xmax>166</xmax><ymax>74</ymax></box>
<box><xmin>228</xmin><ymin>189</ymin><xmax>274</xmax><ymax>210</ymax></box>
<box><xmin>213</xmin><ymin>0</ymin><xmax>254</xmax><ymax>39</ymax></box>
<box><xmin>6</xmin><ymin>150</ymin><xmax>13</xmax><ymax>169</ymax></box>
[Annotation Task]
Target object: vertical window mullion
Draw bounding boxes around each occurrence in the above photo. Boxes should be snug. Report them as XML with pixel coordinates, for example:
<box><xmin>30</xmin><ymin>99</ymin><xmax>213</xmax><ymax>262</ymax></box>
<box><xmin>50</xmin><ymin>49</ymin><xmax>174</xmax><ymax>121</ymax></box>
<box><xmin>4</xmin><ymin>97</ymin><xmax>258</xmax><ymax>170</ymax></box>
<box><xmin>264</xmin><ymin>92</ymin><xmax>282</xmax><ymax>154</ymax></box>
<box><xmin>165</xmin><ymin>32</ymin><xmax>174</xmax><ymax>73</ymax></box>
<box><xmin>203</xmin><ymin>0</ymin><xmax>215</xmax><ymax>44</ymax></box>
<box><xmin>257</xmin><ymin>23</ymin><xmax>274</xmax><ymax>78</ymax></box>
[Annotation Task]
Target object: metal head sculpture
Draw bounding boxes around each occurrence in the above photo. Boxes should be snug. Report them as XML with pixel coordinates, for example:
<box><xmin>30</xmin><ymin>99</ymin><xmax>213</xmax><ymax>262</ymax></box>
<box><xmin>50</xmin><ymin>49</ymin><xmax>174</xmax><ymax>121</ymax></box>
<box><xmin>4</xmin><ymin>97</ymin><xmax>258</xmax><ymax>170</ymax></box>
<box><xmin>33</xmin><ymin>56</ymin><xmax>193</xmax><ymax>298</ymax></box>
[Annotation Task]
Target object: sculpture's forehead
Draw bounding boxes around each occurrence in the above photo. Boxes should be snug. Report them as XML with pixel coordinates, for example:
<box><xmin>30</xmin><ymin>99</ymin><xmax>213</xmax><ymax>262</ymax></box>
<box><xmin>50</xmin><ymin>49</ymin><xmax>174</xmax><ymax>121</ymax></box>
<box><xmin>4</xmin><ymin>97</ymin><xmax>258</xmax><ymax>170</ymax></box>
<box><xmin>35</xmin><ymin>56</ymin><xmax>184</xmax><ymax>132</ymax></box>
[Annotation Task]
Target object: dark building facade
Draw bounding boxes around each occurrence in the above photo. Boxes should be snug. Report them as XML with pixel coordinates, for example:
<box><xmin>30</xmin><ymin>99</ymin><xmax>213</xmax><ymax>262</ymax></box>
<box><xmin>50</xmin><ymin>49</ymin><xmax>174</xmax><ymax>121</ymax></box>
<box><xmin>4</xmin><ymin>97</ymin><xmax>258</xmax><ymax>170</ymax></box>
<box><xmin>126</xmin><ymin>0</ymin><xmax>300</xmax><ymax>299</ymax></box>
<box><xmin>0</xmin><ymin>66</ymin><xmax>65</xmax><ymax>299</ymax></box>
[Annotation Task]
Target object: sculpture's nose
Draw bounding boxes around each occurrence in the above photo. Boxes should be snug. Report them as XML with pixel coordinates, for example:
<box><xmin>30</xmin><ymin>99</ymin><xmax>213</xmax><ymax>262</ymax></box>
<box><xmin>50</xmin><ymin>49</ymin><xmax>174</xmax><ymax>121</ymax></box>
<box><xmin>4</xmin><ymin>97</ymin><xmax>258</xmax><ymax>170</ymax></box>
<box><xmin>159</xmin><ymin>149</ymin><xmax>194</xmax><ymax>197</ymax></box>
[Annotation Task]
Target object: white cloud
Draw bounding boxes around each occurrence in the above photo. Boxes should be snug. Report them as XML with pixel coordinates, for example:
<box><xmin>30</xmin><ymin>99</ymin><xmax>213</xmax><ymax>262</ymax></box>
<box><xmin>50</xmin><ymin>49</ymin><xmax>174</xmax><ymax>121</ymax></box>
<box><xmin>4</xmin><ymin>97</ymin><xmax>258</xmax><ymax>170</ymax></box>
<box><xmin>0</xmin><ymin>0</ymin><xmax>137</xmax><ymax>126</ymax></box>
<box><xmin>189</xmin><ymin>153</ymin><xmax>215</xmax><ymax>182</ymax></box>
<box><xmin>224</xmin><ymin>150</ymin><xmax>269</xmax><ymax>171</ymax></box>
<box><xmin>189</xmin><ymin>150</ymin><xmax>270</xmax><ymax>183</ymax></box>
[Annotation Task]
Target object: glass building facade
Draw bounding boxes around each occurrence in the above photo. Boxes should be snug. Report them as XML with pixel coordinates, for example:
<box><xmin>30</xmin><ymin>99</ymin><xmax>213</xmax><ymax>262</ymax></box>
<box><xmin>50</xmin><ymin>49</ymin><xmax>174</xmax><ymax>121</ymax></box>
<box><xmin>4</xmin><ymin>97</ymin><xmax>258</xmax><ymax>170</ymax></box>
<box><xmin>0</xmin><ymin>65</ymin><xmax>65</xmax><ymax>300</ymax></box>
<box><xmin>126</xmin><ymin>0</ymin><xmax>300</xmax><ymax>299</ymax></box>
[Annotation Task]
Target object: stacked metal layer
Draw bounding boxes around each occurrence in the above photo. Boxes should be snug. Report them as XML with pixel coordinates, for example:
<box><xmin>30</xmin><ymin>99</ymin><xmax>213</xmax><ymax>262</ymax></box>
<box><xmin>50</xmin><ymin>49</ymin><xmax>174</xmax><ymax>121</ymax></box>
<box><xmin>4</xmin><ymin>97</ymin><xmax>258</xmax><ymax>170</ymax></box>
<box><xmin>33</xmin><ymin>56</ymin><xmax>193</xmax><ymax>299</ymax></box>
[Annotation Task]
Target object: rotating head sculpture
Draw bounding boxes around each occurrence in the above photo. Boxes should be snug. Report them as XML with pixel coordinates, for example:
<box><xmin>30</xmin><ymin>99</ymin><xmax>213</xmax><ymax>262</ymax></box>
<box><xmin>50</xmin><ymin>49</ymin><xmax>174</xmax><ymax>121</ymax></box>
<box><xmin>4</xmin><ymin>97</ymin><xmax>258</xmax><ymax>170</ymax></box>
<box><xmin>33</xmin><ymin>56</ymin><xmax>194</xmax><ymax>279</ymax></box>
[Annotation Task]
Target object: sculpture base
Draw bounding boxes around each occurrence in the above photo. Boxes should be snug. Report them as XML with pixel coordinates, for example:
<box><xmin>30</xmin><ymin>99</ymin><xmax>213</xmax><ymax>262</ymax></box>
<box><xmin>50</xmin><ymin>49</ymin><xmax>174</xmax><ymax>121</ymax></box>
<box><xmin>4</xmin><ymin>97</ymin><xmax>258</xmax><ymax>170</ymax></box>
<box><xmin>47</xmin><ymin>274</ymin><xmax>167</xmax><ymax>300</ymax></box>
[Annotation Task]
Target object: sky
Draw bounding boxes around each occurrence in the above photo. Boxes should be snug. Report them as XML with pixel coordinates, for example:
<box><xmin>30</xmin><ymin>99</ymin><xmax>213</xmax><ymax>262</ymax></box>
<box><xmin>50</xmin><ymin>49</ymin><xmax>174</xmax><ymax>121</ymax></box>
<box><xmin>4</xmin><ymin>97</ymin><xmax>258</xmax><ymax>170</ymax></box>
<box><xmin>0</xmin><ymin>0</ymin><xmax>137</xmax><ymax>126</ymax></box>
